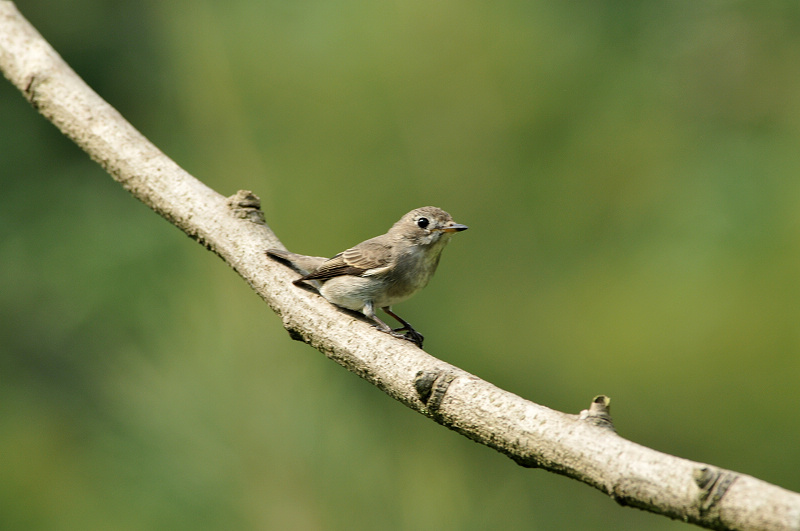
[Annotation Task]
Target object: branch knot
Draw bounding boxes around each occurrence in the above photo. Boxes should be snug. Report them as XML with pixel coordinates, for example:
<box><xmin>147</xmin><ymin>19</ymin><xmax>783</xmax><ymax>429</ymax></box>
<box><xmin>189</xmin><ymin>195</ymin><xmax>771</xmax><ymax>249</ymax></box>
<box><xmin>227</xmin><ymin>190</ymin><xmax>265</xmax><ymax>224</ymax></box>
<box><xmin>579</xmin><ymin>395</ymin><xmax>615</xmax><ymax>431</ymax></box>
<box><xmin>693</xmin><ymin>466</ymin><xmax>738</xmax><ymax>517</ymax></box>
<box><xmin>414</xmin><ymin>370</ymin><xmax>456</xmax><ymax>412</ymax></box>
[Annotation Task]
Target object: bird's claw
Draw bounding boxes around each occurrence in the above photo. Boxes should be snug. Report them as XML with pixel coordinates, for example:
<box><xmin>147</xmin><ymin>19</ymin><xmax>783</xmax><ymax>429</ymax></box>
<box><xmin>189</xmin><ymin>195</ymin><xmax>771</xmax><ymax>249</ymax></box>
<box><xmin>392</xmin><ymin>326</ymin><xmax>424</xmax><ymax>348</ymax></box>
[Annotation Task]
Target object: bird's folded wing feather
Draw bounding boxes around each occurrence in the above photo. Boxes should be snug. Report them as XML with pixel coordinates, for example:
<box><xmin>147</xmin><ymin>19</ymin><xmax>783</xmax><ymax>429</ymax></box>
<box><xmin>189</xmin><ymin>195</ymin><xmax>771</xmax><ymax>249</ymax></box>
<box><xmin>301</xmin><ymin>238</ymin><xmax>393</xmax><ymax>280</ymax></box>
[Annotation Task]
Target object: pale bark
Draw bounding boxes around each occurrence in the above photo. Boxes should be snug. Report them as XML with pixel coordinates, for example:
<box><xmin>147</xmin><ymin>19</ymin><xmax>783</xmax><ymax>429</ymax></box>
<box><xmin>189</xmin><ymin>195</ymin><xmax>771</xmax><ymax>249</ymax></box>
<box><xmin>1</xmin><ymin>3</ymin><xmax>798</xmax><ymax>529</ymax></box>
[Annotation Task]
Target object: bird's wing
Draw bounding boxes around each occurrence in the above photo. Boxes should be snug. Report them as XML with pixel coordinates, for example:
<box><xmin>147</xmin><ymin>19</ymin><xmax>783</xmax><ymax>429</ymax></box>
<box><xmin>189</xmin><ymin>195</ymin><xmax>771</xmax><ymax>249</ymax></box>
<box><xmin>300</xmin><ymin>238</ymin><xmax>392</xmax><ymax>280</ymax></box>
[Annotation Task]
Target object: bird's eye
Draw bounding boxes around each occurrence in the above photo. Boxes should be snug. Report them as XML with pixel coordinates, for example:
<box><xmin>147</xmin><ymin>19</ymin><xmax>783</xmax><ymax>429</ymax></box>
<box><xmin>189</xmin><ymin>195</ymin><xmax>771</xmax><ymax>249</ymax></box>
<box><xmin>416</xmin><ymin>217</ymin><xmax>429</xmax><ymax>229</ymax></box>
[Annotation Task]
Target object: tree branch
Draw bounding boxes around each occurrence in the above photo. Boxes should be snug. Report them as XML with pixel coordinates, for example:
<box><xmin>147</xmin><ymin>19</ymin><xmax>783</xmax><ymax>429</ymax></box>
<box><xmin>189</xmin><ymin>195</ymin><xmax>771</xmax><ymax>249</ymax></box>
<box><xmin>2</xmin><ymin>3</ymin><xmax>798</xmax><ymax>529</ymax></box>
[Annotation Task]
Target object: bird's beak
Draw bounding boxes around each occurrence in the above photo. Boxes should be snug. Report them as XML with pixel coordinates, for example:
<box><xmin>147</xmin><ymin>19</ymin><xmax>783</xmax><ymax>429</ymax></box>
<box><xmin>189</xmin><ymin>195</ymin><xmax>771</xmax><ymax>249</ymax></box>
<box><xmin>442</xmin><ymin>223</ymin><xmax>468</xmax><ymax>233</ymax></box>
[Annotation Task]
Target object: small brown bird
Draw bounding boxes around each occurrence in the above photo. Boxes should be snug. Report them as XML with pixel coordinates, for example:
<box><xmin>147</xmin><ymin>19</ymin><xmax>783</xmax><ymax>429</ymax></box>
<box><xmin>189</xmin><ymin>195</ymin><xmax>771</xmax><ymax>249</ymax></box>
<box><xmin>266</xmin><ymin>206</ymin><xmax>468</xmax><ymax>347</ymax></box>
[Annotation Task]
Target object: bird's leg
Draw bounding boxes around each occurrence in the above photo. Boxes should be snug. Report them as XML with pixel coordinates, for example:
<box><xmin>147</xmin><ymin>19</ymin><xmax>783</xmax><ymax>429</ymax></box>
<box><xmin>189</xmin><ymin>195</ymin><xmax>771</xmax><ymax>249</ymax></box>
<box><xmin>382</xmin><ymin>307</ymin><xmax>424</xmax><ymax>348</ymax></box>
<box><xmin>362</xmin><ymin>303</ymin><xmax>423</xmax><ymax>347</ymax></box>
<box><xmin>361</xmin><ymin>300</ymin><xmax>391</xmax><ymax>330</ymax></box>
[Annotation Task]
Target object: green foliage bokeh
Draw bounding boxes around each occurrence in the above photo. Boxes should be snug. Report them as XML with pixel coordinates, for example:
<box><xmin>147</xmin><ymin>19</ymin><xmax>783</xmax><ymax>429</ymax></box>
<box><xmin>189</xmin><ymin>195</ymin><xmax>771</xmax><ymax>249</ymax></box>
<box><xmin>2</xmin><ymin>1</ymin><xmax>800</xmax><ymax>530</ymax></box>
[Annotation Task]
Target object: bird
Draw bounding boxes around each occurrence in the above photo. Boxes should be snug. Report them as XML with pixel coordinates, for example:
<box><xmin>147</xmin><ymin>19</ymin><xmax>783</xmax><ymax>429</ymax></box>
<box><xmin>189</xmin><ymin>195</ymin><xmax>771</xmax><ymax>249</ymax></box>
<box><xmin>266</xmin><ymin>206</ymin><xmax>468</xmax><ymax>347</ymax></box>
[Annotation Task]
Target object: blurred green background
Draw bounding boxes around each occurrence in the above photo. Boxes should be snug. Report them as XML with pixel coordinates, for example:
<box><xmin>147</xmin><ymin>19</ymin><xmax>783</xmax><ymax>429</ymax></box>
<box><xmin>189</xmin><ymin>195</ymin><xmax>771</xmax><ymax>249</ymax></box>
<box><xmin>2</xmin><ymin>1</ymin><xmax>800</xmax><ymax>529</ymax></box>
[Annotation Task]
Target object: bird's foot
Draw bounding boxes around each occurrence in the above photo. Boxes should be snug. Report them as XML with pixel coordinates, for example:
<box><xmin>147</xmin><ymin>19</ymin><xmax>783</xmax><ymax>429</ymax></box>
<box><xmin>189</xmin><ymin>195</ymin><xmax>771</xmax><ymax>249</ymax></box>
<box><xmin>391</xmin><ymin>326</ymin><xmax>424</xmax><ymax>348</ymax></box>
